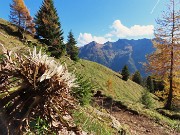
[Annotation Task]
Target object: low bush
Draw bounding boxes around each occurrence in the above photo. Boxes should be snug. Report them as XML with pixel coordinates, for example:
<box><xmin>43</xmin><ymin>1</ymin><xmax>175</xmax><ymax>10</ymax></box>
<box><xmin>140</xmin><ymin>90</ymin><xmax>155</xmax><ymax>109</ymax></box>
<box><xmin>72</xmin><ymin>74</ymin><xmax>93</xmax><ymax>106</ymax></box>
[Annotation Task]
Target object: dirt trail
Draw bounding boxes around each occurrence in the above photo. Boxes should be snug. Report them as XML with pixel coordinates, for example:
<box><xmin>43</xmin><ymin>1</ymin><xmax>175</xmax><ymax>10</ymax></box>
<box><xmin>93</xmin><ymin>96</ymin><xmax>179</xmax><ymax>135</ymax></box>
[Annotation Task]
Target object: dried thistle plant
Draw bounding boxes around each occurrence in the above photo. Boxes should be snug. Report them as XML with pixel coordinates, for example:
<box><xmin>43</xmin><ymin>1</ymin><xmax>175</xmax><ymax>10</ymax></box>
<box><xmin>0</xmin><ymin>44</ymin><xmax>79</xmax><ymax>134</ymax></box>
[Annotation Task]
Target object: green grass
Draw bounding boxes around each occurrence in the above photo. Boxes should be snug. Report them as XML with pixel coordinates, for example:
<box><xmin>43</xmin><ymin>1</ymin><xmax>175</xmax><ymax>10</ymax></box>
<box><xmin>0</xmin><ymin>18</ymin><xmax>44</xmax><ymax>54</ymax></box>
<box><xmin>0</xmin><ymin>86</ymin><xmax>21</xmax><ymax>99</ymax></box>
<box><xmin>73</xmin><ymin>106</ymin><xmax>117</xmax><ymax>135</ymax></box>
<box><xmin>0</xmin><ymin>18</ymin><xmax>144</xmax><ymax>105</ymax></box>
<box><xmin>60</xmin><ymin>57</ymin><xmax>145</xmax><ymax>104</ymax></box>
<box><xmin>0</xmin><ymin>18</ymin><xmax>179</xmax><ymax>133</ymax></box>
<box><xmin>142</xmin><ymin>109</ymin><xmax>180</xmax><ymax>132</ymax></box>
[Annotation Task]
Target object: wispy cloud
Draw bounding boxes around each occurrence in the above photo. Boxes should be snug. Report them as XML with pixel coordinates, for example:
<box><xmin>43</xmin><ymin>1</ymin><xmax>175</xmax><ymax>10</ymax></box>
<box><xmin>151</xmin><ymin>0</ymin><xmax>160</xmax><ymax>14</ymax></box>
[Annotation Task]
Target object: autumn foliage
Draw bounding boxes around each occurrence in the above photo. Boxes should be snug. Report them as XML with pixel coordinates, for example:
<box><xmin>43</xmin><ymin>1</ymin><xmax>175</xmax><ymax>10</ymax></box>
<box><xmin>9</xmin><ymin>0</ymin><xmax>35</xmax><ymax>37</ymax></box>
<box><xmin>146</xmin><ymin>0</ymin><xmax>180</xmax><ymax>109</ymax></box>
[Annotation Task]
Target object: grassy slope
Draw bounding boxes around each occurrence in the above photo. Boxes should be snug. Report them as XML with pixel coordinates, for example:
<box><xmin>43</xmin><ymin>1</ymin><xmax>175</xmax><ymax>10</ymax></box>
<box><xmin>0</xmin><ymin>18</ymin><xmax>145</xmax><ymax>105</ymax></box>
<box><xmin>60</xmin><ymin>57</ymin><xmax>144</xmax><ymax>104</ymax></box>
<box><xmin>0</xmin><ymin>18</ymin><xmax>179</xmax><ymax>132</ymax></box>
<box><xmin>0</xmin><ymin>18</ymin><xmax>43</xmax><ymax>53</ymax></box>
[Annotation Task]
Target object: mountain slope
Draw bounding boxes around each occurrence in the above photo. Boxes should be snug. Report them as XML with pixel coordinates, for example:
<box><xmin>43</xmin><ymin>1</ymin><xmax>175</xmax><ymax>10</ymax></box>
<box><xmin>0</xmin><ymin>18</ymin><xmax>144</xmax><ymax>105</ymax></box>
<box><xmin>0</xmin><ymin>18</ymin><xmax>43</xmax><ymax>53</ymax></box>
<box><xmin>79</xmin><ymin>39</ymin><xmax>154</xmax><ymax>76</ymax></box>
<box><xmin>1</xmin><ymin>19</ymin><xmax>179</xmax><ymax>134</ymax></box>
<box><xmin>60</xmin><ymin>57</ymin><xmax>144</xmax><ymax>103</ymax></box>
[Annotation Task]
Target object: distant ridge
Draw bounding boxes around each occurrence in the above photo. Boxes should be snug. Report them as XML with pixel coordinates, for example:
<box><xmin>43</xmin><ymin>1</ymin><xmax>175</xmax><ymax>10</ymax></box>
<box><xmin>79</xmin><ymin>38</ymin><xmax>154</xmax><ymax>76</ymax></box>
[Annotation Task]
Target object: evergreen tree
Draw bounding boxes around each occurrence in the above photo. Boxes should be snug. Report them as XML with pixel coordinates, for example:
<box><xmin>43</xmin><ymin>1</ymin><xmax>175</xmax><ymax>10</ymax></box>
<box><xmin>9</xmin><ymin>0</ymin><xmax>35</xmax><ymax>38</ymax></box>
<box><xmin>66</xmin><ymin>31</ymin><xmax>79</xmax><ymax>61</ymax></box>
<box><xmin>146</xmin><ymin>76</ymin><xmax>154</xmax><ymax>93</ymax></box>
<box><xmin>121</xmin><ymin>65</ymin><xmax>130</xmax><ymax>81</ymax></box>
<box><xmin>34</xmin><ymin>0</ymin><xmax>64</xmax><ymax>58</ymax></box>
<box><xmin>132</xmin><ymin>71</ymin><xmax>142</xmax><ymax>85</ymax></box>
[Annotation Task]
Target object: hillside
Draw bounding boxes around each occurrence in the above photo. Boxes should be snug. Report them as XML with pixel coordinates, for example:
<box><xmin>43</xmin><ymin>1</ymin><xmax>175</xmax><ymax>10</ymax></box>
<box><xmin>0</xmin><ymin>19</ymin><xmax>179</xmax><ymax>134</ymax></box>
<box><xmin>79</xmin><ymin>39</ymin><xmax>154</xmax><ymax>76</ymax></box>
<box><xmin>0</xmin><ymin>18</ymin><xmax>44</xmax><ymax>53</ymax></box>
<box><xmin>0</xmin><ymin>18</ymin><xmax>144</xmax><ymax>104</ymax></box>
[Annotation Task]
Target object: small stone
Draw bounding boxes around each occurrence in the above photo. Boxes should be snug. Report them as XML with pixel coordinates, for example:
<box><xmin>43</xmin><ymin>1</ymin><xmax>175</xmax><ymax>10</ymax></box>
<box><xmin>146</xmin><ymin>129</ymin><xmax>151</xmax><ymax>132</ymax></box>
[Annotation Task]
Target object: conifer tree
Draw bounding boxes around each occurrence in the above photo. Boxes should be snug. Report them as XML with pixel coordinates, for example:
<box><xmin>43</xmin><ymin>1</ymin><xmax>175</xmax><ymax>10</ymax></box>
<box><xmin>146</xmin><ymin>76</ymin><xmax>154</xmax><ymax>93</ymax></box>
<box><xmin>132</xmin><ymin>71</ymin><xmax>142</xmax><ymax>85</ymax></box>
<box><xmin>9</xmin><ymin>0</ymin><xmax>35</xmax><ymax>38</ymax></box>
<box><xmin>66</xmin><ymin>31</ymin><xmax>79</xmax><ymax>61</ymax></box>
<box><xmin>34</xmin><ymin>0</ymin><xmax>64</xmax><ymax>58</ymax></box>
<box><xmin>146</xmin><ymin>0</ymin><xmax>180</xmax><ymax>109</ymax></box>
<box><xmin>121</xmin><ymin>65</ymin><xmax>130</xmax><ymax>81</ymax></box>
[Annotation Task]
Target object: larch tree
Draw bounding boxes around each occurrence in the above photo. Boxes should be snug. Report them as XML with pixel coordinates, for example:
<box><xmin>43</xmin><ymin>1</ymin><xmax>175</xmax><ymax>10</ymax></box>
<box><xmin>66</xmin><ymin>31</ymin><xmax>79</xmax><ymax>61</ymax></box>
<box><xmin>146</xmin><ymin>0</ymin><xmax>180</xmax><ymax>110</ymax></box>
<box><xmin>34</xmin><ymin>0</ymin><xmax>64</xmax><ymax>58</ymax></box>
<box><xmin>9</xmin><ymin>0</ymin><xmax>35</xmax><ymax>38</ymax></box>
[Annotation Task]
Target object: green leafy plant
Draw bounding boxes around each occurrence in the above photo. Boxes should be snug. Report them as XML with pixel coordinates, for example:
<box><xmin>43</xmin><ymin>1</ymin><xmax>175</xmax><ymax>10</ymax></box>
<box><xmin>140</xmin><ymin>90</ymin><xmax>154</xmax><ymax>109</ymax></box>
<box><xmin>73</xmin><ymin>109</ymin><xmax>113</xmax><ymax>135</ymax></box>
<box><xmin>0</xmin><ymin>54</ymin><xmax>5</xmax><ymax>62</ymax></box>
<box><xmin>30</xmin><ymin>117</ymin><xmax>49</xmax><ymax>135</ymax></box>
<box><xmin>72</xmin><ymin>74</ymin><xmax>93</xmax><ymax>106</ymax></box>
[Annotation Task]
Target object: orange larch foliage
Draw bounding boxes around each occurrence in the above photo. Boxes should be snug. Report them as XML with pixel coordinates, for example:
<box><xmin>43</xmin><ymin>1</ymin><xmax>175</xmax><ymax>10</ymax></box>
<box><xmin>146</xmin><ymin>0</ymin><xmax>180</xmax><ymax>109</ymax></box>
<box><xmin>9</xmin><ymin>0</ymin><xmax>35</xmax><ymax>36</ymax></box>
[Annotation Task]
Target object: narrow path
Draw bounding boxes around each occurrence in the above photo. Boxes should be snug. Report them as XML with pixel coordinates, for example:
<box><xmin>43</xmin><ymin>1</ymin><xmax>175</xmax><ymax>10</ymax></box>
<box><xmin>112</xmin><ymin>107</ymin><xmax>175</xmax><ymax>135</ymax></box>
<box><xmin>93</xmin><ymin>96</ymin><xmax>179</xmax><ymax>135</ymax></box>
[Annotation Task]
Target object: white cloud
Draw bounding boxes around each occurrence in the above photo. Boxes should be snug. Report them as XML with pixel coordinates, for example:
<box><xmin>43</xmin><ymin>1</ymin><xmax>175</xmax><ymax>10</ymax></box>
<box><xmin>110</xmin><ymin>20</ymin><xmax>154</xmax><ymax>38</ymax></box>
<box><xmin>77</xmin><ymin>20</ymin><xmax>154</xmax><ymax>46</ymax></box>
<box><xmin>78</xmin><ymin>33</ymin><xmax>112</xmax><ymax>46</ymax></box>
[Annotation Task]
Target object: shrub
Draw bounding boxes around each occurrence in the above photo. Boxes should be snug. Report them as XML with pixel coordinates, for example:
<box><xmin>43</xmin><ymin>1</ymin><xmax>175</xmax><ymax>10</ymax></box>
<box><xmin>72</xmin><ymin>75</ymin><xmax>93</xmax><ymax>106</ymax></box>
<box><xmin>140</xmin><ymin>90</ymin><xmax>154</xmax><ymax>109</ymax></box>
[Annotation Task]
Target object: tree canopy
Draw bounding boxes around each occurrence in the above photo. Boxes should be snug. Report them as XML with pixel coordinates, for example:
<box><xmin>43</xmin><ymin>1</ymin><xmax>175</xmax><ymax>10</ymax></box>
<box><xmin>146</xmin><ymin>0</ymin><xmax>180</xmax><ymax>109</ymax></box>
<box><xmin>9</xmin><ymin>0</ymin><xmax>35</xmax><ymax>38</ymax></box>
<box><xmin>132</xmin><ymin>71</ymin><xmax>142</xmax><ymax>85</ymax></box>
<box><xmin>34</xmin><ymin>0</ymin><xmax>64</xmax><ymax>58</ymax></box>
<box><xmin>121</xmin><ymin>65</ymin><xmax>130</xmax><ymax>81</ymax></box>
<box><xmin>66</xmin><ymin>31</ymin><xmax>79</xmax><ymax>61</ymax></box>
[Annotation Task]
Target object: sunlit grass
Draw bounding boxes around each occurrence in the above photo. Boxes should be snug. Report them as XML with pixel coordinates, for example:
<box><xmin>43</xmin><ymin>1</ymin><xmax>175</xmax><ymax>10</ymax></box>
<box><xmin>0</xmin><ymin>18</ymin><xmax>179</xmax><ymax>134</ymax></box>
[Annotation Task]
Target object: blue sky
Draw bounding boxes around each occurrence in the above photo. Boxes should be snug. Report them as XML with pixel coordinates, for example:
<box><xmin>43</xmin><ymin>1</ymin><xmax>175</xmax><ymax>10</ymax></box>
<box><xmin>0</xmin><ymin>0</ymin><xmax>169</xmax><ymax>46</ymax></box>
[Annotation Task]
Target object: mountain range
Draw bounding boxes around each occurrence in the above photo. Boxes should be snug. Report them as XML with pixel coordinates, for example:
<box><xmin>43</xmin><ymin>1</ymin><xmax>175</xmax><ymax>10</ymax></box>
<box><xmin>79</xmin><ymin>38</ymin><xmax>154</xmax><ymax>77</ymax></box>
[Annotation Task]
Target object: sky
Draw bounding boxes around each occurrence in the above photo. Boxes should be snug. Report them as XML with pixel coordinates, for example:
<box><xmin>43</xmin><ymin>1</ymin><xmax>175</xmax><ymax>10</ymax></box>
<box><xmin>0</xmin><ymin>0</ymin><xmax>171</xmax><ymax>46</ymax></box>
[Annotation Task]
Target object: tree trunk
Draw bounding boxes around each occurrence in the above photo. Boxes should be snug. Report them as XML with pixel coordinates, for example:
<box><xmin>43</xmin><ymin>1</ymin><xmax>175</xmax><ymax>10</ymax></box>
<box><xmin>165</xmin><ymin>76</ymin><xmax>173</xmax><ymax>109</ymax></box>
<box><xmin>165</xmin><ymin>0</ymin><xmax>175</xmax><ymax>110</ymax></box>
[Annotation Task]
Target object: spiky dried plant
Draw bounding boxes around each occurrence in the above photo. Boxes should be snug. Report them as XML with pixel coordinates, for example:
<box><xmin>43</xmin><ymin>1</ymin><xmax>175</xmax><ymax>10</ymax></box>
<box><xmin>0</xmin><ymin>44</ymin><xmax>78</xmax><ymax>134</ymax></box>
